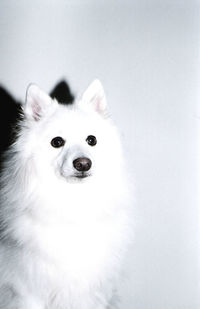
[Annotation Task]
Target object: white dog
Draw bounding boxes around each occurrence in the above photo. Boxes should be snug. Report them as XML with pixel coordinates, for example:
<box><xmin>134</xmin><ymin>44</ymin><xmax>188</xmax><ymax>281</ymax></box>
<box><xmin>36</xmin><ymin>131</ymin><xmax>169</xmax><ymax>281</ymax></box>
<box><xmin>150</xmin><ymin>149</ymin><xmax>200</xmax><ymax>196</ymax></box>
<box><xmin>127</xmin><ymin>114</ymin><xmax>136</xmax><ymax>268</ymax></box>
<box><xmin>0</xmin><ymin>80</ymin><xmax>132</xmax><ymax>309</ymax></box>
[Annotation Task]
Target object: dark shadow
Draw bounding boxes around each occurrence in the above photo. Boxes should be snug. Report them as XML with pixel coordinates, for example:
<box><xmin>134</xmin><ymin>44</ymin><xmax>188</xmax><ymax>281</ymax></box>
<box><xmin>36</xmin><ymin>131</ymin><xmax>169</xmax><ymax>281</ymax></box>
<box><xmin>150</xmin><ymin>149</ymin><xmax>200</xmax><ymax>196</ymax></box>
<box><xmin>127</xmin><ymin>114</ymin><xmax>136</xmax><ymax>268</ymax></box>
<box><xmin>50</xmin><ymin>80</ymin><xmax>74</xmax><ymax>104</ymax></box>
<box><xmin>0</xmin><ymin>80</ymin><xmax>74</xmax><ymax>168</ymax></box>
<box><xmin>0</xmin><ymin>87</ymin><xmax>21</xmax><ymax>155</ymax></box>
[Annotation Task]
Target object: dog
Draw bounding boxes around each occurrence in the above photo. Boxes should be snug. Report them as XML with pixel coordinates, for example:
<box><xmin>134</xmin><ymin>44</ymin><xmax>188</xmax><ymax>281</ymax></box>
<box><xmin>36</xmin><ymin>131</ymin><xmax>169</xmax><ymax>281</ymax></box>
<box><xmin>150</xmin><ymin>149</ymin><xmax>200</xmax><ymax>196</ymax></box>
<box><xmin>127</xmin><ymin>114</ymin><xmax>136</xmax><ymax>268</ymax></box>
<box><xmin>0</xmin><ymin>80</ymin><xmax>132</xmax><ymax>309</ymax></box>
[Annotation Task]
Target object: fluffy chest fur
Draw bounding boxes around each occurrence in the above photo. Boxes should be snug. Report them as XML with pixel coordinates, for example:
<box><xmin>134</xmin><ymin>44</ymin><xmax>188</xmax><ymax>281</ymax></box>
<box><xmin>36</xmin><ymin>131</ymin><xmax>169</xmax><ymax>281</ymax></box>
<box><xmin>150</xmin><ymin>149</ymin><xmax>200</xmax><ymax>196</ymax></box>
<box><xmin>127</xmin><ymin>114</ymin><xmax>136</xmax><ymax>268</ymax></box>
<box><xmin>4</xmin><ymin>203</ymin><xmax>128</xmax><ymax>308</ymax></box>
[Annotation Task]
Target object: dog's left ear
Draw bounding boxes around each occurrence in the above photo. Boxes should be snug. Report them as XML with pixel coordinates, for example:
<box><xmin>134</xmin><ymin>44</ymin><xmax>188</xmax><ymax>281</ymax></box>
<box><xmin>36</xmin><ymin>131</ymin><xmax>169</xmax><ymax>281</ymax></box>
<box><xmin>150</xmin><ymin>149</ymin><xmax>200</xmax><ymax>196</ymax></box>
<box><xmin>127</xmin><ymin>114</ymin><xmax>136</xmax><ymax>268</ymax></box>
<box><xmin>81</xmin><ymin>79</ymin><xmax>107</xmax><ymax>117</ymax></box>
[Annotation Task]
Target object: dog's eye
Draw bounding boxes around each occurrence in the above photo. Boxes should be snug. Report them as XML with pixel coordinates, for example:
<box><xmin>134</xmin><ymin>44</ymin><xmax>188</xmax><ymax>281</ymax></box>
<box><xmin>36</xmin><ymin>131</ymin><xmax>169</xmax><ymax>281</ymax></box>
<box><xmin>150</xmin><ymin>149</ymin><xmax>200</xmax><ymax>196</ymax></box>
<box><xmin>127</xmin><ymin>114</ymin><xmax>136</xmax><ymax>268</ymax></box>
<box><xmin>51</xmin><ymin>136</ymin><xmax>65</xmax><ymax>148</ymax></box>
<box><xmin>86</xmin><ymin>135</ymin><xmax>97</xmax><ymax>146</ymax></box>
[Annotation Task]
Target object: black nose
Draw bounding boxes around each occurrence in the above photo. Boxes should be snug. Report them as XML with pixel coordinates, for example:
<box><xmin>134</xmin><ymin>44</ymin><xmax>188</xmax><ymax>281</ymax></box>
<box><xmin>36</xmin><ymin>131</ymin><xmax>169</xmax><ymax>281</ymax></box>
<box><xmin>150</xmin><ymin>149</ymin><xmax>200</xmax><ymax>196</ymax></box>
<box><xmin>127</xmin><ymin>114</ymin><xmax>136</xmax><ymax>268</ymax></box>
<box><xmin>73</xmin><ymin>157</ymin><xmax>92</xmax><ymax>172</ymax></box>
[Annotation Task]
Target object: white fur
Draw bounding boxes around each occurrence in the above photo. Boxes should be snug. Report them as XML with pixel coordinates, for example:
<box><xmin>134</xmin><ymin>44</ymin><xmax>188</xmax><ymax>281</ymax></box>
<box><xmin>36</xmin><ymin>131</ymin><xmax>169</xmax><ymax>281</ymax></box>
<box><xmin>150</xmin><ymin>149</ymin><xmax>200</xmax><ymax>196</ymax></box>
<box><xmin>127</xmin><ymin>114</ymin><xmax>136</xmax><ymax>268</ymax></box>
<box><xmin>0</xmin><ymin>80</ymin><xmax>133</xmax><ymax>309</ymax></box>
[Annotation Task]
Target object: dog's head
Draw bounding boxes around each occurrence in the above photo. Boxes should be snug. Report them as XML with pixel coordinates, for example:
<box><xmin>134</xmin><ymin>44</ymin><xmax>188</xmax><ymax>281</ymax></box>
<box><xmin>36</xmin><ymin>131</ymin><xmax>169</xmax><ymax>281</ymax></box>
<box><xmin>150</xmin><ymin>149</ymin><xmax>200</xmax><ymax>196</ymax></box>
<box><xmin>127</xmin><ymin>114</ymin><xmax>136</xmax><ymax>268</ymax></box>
<box><xmin>20</xmin><ymin>80</ymin><xmax>123</xmax><ymax>185</ymax></box>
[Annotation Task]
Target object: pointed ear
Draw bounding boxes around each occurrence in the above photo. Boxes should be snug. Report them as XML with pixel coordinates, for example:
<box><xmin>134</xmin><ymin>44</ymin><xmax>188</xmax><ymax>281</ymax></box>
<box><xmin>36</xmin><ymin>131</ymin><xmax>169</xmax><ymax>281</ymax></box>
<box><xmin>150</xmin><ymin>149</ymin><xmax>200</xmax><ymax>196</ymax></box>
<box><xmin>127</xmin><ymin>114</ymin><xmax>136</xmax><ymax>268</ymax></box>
<box><xmin>24</xmin><ymin>84</ymin><xmax>55</xmax><ymax>121</ymax></box>
<box><xmin>81</xmin><ymin>79</ymin><xmax>107</xmax><ymax>116</ymax></box>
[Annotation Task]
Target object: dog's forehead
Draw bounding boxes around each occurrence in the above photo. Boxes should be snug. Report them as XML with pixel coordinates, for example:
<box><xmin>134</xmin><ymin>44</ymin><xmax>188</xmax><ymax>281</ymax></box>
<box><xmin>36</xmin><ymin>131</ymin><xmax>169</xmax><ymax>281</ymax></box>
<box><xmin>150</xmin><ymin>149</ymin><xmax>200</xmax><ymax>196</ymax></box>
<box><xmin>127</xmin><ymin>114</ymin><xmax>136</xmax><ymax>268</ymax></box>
<box><xmin>53</xmin><ymin>105</ymin><xmax>99</xmax><ymax>126</ymax></box>
<box><xmin>45</xmin><ymin>104</ymin><xmax>103</xmax><ymax>138</ymax></box>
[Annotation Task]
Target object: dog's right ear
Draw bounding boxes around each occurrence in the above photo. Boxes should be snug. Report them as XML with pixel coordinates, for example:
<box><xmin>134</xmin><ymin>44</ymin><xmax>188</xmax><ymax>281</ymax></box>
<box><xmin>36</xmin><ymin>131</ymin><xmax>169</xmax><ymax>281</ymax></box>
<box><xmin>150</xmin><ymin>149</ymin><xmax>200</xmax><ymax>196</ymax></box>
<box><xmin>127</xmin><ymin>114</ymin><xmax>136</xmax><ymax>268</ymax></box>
<box><xmin>24</xmin><ymin>84</ymin><xmax>56</xmax><ymax>121</ymax></box>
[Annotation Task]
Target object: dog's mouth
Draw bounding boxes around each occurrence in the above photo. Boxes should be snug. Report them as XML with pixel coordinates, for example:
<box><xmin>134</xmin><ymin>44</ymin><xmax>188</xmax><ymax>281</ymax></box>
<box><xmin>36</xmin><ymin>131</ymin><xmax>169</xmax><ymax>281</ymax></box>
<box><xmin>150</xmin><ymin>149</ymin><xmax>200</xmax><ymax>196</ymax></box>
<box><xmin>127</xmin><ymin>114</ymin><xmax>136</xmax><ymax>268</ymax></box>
<box><xmin>73</xmin><ymin>172</ymin><xmax>91</xmax><ymax>179</ymax></box>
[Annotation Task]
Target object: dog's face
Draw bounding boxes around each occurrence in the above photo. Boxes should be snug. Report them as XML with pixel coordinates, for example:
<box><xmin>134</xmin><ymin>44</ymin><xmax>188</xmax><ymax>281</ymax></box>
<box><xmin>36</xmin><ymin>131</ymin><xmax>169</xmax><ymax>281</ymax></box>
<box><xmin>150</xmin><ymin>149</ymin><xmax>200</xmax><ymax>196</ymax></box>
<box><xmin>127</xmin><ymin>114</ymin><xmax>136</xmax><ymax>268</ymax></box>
<box><xmin>20</xmin><ymin>80</ymin><xmax>122</xmax><ymax>184</ymax></box>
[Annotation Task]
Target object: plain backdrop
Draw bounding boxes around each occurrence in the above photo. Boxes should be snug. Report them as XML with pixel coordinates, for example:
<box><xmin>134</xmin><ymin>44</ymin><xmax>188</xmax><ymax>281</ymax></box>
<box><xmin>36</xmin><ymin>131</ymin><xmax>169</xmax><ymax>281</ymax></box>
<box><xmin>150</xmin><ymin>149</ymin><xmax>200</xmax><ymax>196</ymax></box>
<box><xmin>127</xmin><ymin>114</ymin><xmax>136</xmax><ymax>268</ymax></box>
<box><xmin>0</xmin><ymin>1</ymin><xmax>200</xmax><ymax>308</ymax></box>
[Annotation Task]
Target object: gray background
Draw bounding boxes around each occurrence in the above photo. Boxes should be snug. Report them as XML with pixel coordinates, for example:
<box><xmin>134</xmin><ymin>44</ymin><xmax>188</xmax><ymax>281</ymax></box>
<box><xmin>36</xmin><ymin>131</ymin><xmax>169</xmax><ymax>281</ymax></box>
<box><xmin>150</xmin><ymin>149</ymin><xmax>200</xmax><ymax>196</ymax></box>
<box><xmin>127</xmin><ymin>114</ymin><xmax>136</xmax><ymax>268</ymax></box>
<box><xmin>0</xmin><ymin>1</ymin><xmax>200</xmax><ymax>308</ymax></box>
